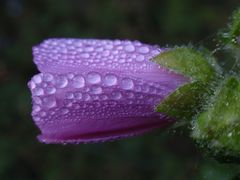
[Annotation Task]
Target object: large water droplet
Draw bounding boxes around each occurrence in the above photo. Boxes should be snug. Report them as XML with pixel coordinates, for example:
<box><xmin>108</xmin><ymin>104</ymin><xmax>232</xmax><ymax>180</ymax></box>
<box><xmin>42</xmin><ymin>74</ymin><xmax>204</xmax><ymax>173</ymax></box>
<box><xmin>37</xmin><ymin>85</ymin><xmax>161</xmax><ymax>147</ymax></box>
<box><xmin>45</xmin><ymin>86</ymin><xmax>56</xmax><ymax>95</ymax></box>
<box><xmin>111</xmin><ymin>91</ymin><xmax>122</xmax><ymax>100</ymax></box>
<box><xmin>124</xmin><ymin>44</ymin><xmax>135</xmax><ymax>52</ymax></box>
<box><xmin>43</xmin><ymin>97</ymin><xmax>56</xmax><ymax>108</ymax></box>
<box><xmin>33</xmin><ymin>97</ymin><xmax>42</xmax><ymax>104</ymax></box>
<box><xmin>84</xmin><ymin>46</ymin><xmax>94</xmax><ymax>52</ymax></box>
<box><xmin>28</xmin><ymin>81</ymin><xmax>36</xmax><ymax>90</ymax></box>
<box><xmin>40</xmin><ymin>111</ymin><xmax>47</xmax><ymax>117</ymax></box>
<box><xmin>74</xmin><ymin>92</ymin><xmax>82</xmax><ymax>99</ymax></box>
<box><xmin>81</xmin><ymin>53</ymin><xmax>90</xmax><ymax>58</ymax></box>
<box><xmin>61</xmin><ymin>108</ymin><xmax>69</xmax><ymax>115</ymax></box>
<box><xmin>43</xmin><ymin>73</ymin><xmax>54</xmax><ymax>82</ymax></box>
<box><xmin>126</xmin><ymin>92</ymin><xmax>134</xmax><ymax>98</ymax></box>
<box><xmin>55</xmin><ymin>76</ymin><xmax>68</xmax><ymax>88</ymax></box>
<box><xmin>32</xmin><ymin>74</ymin><xmax>42</xmax><ymax>84</ymax></box>
<box><xmin>138</xmin><ymin>47</ymin><xmax>149</xmax><ymax>54</ymax></box>
<box><xmin>90</xmin><ymin>85</ymin><xmax>102</xmax><ymax>94</ymax></box>
<box><xmin>87</xmin><ymin>72</ymin><xmax>101</xmax><ymax>84</ymax></box>
<box><xmin>32</xmin><ymin>87</ymin><xmax>44</xmax><ymax>96</ymax></box>
<box><xmin>33</xmin><ymin>105</ymin><xmax>41</xmax><ymax>113</ymax></box>
<box><xmin>136</xmin><ymin>55</ymin><xmax>145</xmax><ymax>62</ymax></box>
<box><xmin>66</xmin><ymin>92</ymin><xmax>74</xmax><ymax>99</ymax></box>
<box><xmin>83</xmin><ymin>94</ymin><xmax>91</xmax><ymax>101</ymax></box>
<box><xmin>72</xmin><ymin>75</ymin><xmax>85</xmax><ymax>88</ymax></box>
<box><xmin>121</xmin><ymin>78</ymin><xmax>134</xmax><ymax>90</ymax></box>
<box><xmin>104</xmin><ymin>74</ymin><xmax>117</xmax><ymax>86</ymax></box>
<box><xmin>100</xmin><ymin>94</ymin><xmax>108</xmax><ymax>100</ymax></box>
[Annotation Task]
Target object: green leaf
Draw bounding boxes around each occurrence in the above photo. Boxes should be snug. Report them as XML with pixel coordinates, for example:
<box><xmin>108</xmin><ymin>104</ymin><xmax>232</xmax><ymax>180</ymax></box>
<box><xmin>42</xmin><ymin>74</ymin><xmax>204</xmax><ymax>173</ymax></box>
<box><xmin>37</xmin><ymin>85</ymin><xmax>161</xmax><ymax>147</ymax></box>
<box><xmin>192</xmin><ymin>76</ymin><xmax>240</xmax><ymax>162</ymax></box>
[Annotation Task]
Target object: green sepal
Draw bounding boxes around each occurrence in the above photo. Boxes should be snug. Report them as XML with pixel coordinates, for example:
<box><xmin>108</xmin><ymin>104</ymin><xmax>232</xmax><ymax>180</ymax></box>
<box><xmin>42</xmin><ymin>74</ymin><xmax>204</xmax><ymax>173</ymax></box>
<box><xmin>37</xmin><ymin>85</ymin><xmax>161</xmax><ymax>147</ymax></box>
<box><xmin>156</xmin><ymin>81</ymin><xmax>211</xmax><ymax>121</ymax></box>
<box><xmin>152</xmin><ymin>47</ymin><xmax>219</xmax><ymax>120</ymax></box>
<box><xmin>192</xmin><ymin>76</ymin><xmax>240</xmax><ymax>162</ymax></box>
<box><xmin>152</xmin><ymin>47</ymin><xmax>217</xmax><ymax>82</ymax></box>
<box><xmin>219</xmin><ymin>8</ymin><xmax>240</xmax><ymax>46</ymax></box>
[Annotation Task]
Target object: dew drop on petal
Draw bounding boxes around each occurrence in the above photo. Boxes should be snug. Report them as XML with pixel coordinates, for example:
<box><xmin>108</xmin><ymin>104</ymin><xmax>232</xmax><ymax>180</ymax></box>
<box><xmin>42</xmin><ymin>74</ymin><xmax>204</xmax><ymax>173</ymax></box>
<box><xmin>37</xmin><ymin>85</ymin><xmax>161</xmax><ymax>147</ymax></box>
<box><xmin>61</xmin><ymin>108</ymin><xmax>69</xmax><ymax>115</ymax></box>
<box><xmin>124</xmin><ymin>44</ymin><xmax>135</xmax><ymax>52</ymax></box>
<box><xmin>33</xmin><ymin>97</ymin><xmax>42</xmax><ymax>104</ymax></box>
<box><xmin>138</xmin><ymin>47</ymin><xmax>149</xmax><ymax>54</ymax></box>
<box><xmin>74</xmin><ymin>92</ymin><xmax>82</xmax><ymax>99</ymax></box>
<box><xmin>66</xmin><ymin>92</ymin><xmax>74</xmax><ymax>99</ymax></box>
<box><xmin>72</xmin><ymin>75</ymin><xmax>85</xmax><ymax>88</ymax></box>
<box><xmin>32</xmin><ymin>87</ymin><xmax>44</xmax><ymax>96</ymax></box>
<box><xmin>32</xmin><ymin>105</ymin><xmax>41</xmax><ymax>113</ymax></box>
<box><xmin>28</xmin><ymin>81</ymin><xmax>36</xmax><ymax>90</ymax></box>
<box><xmin>83</xmin><ymin>94</ymin><xmax>91</xmax><ymax>101</ymax></box>
<box><xmin>136</xmin><ymin>55</ymin><xmax>145</xmax><ymax>62</ymax></box>
<box><xmin>90</xmin><ymin>85</ymin><xmax>102</xmax><ymax>94</ymax></box>
<box><xmin>43</xmin><ymin>73</ymin><xmax>54</xmax><ymax>82</ymax></box>
<box><xmin>104</xmin><ymin>74</ymin><xmax>117</xmax><ymax>86</ymax></box>
<box><xmin>111</xmin><ymin>91</ymin><xmax>122</xmax><ymax>100</ymax></box>
<box><xmin>121</xmin><ymin>78</ymin><xmax>134</xmax><ymax>90</ymax></box>
<box><xmin>40</xmin><ymin>111</ymin><xmax>47</xmax><ymax>117</ymax></box>
<box><xmin>45</xmin><ymin>86</ymin><xmax>56</xmax><ymax>95</ymax></box>
<box><xmin>81</xmin><ymin>53</ymin><xmax>90</xmax><ymax>58</ymax></box>
<box><xmin>55</xmin><ymin>76</ymin><xmax>68</xmax><ymax>88</ymax></box>
<box><xmin>87</xmin><ymin>72</ymin><xmax>101</xmax><ymax>84</ymax></box>
<box><xmin>33</xmin><ymin>74</ymin><xmax>42</xmax><ymax>84</ymax></box>
<box><xmin>42</xmin><ymin>97</ymin><xmax>56</xmax><ymax>108</ymax></box>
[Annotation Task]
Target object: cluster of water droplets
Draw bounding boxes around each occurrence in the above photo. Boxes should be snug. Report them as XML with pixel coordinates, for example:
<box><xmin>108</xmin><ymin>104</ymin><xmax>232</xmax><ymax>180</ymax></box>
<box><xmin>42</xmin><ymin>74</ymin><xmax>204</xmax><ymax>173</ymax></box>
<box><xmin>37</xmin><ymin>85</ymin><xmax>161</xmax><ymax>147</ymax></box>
<box><xmin>29</xmin><ymin>70</ymin><xmax>174</xmax><ymax>125</ymax></box>
<box><xmin>33</xmin><ymin>39</ymin><xmax>163</xmax><ymax>73</ymax></box>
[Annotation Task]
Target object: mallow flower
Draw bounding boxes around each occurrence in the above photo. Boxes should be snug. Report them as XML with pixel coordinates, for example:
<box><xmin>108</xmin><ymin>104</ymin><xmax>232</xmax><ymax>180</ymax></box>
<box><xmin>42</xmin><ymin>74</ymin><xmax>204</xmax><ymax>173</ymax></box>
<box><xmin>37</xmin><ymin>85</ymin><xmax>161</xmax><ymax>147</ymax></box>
<box><xmin>28</xmin><ymin>39</ymin><xmax>218</xmax><ymax>144</ymax></box>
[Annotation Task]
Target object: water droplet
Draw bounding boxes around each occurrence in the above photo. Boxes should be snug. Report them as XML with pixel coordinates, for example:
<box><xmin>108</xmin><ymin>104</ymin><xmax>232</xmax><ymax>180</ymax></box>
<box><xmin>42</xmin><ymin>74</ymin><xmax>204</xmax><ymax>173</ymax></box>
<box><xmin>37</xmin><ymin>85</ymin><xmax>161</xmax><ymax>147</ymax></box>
<box><xmin>105</xmin><ymin>44</ymin><xmax>113</xmax><ymax>49</ymax></box>
<box><xmin>138</xmin><ymin>47</ymin><xmax>149</xmax><ymax>54</ymax></box>
<box><xmin>33</xmin><ymin>97</ymin><xmax>42</xmax><ymax>104</ymax></box>
<box><xmin>45</xmin><ymin>86</ymin><xmax>56</xmax><ymax>95</ymax></box>
<box><xmin>61</xmin><ymin>108</ymin><xmax>69</xmax><ymax>115</ymax></box>
<box><xmin>66</xmin><ymin>102</ymin><xmax>73</xmax><ymax>107</ymax></box>
<box><xmin>83</xmin><ymin>94</ymin><xmax>91</xmax><ymax>101</ymax></box>
<box><xmin>72</xmin><ymin>75</ymin><xmax>85</xmax><ymax>88</ymax></box>
<box><xmin>43</xmin><ymin>73</ymin><xmax>54</xmax><ymax>82</ymax></box>
<box><xmin>43</xmin><ymin>97</ymin><xmax>56</xmax><ymax>108</ymax></box>
<box><xmin>66</xmin><ymin>92</ymin><xmax>74</xmax><ymax>99</ymax></box>
<box><xmin>33</xmin><ymin>105</ymin><xmax>41</xmax><ymax>113</ymax></box>
<box><xmin>100</xmin><ymin>94</ymin><xmax>108</xmax><ymax>100</ymax></box>
<box><xmin>136</xmin><ymin>55</ymin><xmax>145</xmax><ymax>62</ymax></box>
<box><xmin>84</xmin><ymin>47</ymin><xmax>94</xmax><ymax>52</ymax></box>
<box><xmin>67</xmin><ymin>73</ymin><xmax>74</xmax><ymax>79</ymax></box>
<box><xmin>124</xmin><ymin>44</ymin><xmax>135</xmax><ymax>52</ymax></box>
<box><xmin>104</xmin><ymin>74</ymin><xmax>117</xmax><ymax>86</ymax></box>
<box><xmin>111</xmin><ymin>91</ymin><xmax>122</xmax><ymax>100</ymax></box>
<box><xmin>81</xmin><ymin>53</ymin><xmax>90</xmax><ymax>58</ymax></box>
<box><xmin>126</xmin><ymin>92</ymin><xmax>134</xmax><ymax>98</ymax></box>
<box><xmin>87</xmin><ymin>72</ymin><xmax>101</xmax><ymax>84</ymax></box>
<box><xmin>90</xmin><ymin>85</ymin><xmax>102</xmax><ymax>94</ymax></box>
<box><xmin>55</xmin><ymin>76</ymin><xmax>68</xmax><ymax>88</ymax></box>
<box><xmin>28</xmin><ymin>81</ymin><xmax>36</xmax><ymax>90</ymax></box>
<box><xmin>32</xmin><ymin>87</ymin><xmax>44</xmax><ymax>96</ymax></box>
<box><xmin>121</xmin><ymin>78</ymin><xmax>134</xmax><ymax>90</ymax></box>
<box><xmin>74</xmin><ymin>92</ymin><xmax>82</xmax><ymax>99</ymax></box>
<box><xmin>40</xmin><ymin>111</ymin><xmax>46</xmax><ymax>117</ymax></box>
<box><xmin>103</xmin><ymin>50</ymin><xmax>110</xmax><ymax>57</ymax></box>
<box><xmin>33</xmin><ymin>74</ymin><xmax>42</xmax><ymax>84</ymax></box>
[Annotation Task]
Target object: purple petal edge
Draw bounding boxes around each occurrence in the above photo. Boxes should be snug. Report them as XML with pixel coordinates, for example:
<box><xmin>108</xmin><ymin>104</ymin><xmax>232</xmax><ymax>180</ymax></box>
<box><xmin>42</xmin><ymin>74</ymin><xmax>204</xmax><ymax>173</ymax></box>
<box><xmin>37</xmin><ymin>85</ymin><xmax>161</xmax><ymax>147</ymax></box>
<box><xmin>28</xmin><ymin>38</ymin><xmax>190</xmax><ymax>144</ymax></box>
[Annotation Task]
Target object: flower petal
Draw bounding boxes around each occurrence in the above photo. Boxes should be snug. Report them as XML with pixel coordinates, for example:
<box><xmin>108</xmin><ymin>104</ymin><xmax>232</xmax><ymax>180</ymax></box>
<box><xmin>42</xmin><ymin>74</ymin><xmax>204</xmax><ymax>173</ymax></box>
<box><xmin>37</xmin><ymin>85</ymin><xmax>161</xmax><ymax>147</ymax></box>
<box><xmin>29</xmin><ymin>39</ymin><xmax>190</xmax><ymax>144</ymax></box>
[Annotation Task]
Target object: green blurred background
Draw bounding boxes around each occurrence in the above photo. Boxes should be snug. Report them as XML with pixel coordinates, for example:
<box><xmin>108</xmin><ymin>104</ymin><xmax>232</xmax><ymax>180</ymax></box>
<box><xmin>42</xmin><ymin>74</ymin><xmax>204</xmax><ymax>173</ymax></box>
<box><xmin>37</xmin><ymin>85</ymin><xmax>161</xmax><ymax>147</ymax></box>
<box><xmin>1</xmin><ymin>0</ymin><xmax>240</xmax><ymax>179</ymax></box>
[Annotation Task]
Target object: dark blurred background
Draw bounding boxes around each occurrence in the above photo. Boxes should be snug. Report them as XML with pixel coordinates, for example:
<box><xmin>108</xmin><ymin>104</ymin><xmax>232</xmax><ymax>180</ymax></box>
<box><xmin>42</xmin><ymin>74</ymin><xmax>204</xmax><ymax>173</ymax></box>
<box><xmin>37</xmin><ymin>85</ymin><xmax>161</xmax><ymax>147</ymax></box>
<box><xmin>1</xmin><ymin>0</ymin><xmax>240</xmax><ymax>179</ymax></box>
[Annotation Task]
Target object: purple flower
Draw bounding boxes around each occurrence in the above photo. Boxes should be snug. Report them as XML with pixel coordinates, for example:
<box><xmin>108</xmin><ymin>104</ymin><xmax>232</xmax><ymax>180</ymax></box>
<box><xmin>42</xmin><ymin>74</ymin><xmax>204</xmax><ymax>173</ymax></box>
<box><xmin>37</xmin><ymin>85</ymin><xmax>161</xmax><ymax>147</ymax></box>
<box><xmin>28</xmin><ymin>39</ymin><xmax>189</xmax><ymax>144</ymax></box>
